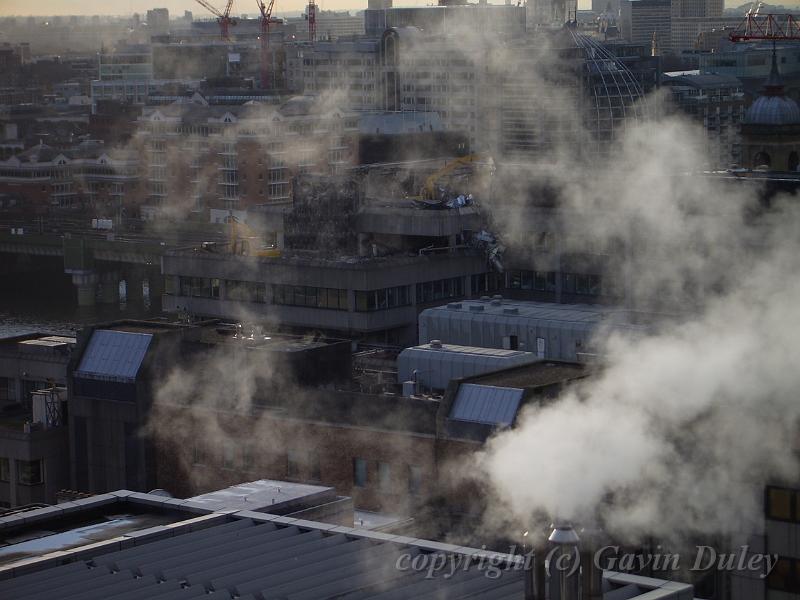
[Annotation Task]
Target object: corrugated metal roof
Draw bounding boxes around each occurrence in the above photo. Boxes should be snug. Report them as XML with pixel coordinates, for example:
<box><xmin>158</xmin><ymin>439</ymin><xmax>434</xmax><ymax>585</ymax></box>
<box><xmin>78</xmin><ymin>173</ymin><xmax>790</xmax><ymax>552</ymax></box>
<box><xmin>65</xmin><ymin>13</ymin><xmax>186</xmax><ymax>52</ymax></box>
<box><xmin>449</xmin><ymin>383</ymin><xmax>524</xmax><ymax>426</ymax></box>
<box><xmin>0</xmin><ymin>516</ymin><xmax>524</xmax><ymax>600</ymax></box>
<box><xmin>75</xmin><ymin>330</ymin><xmax>153</xmax><ymax>382</ymax></box>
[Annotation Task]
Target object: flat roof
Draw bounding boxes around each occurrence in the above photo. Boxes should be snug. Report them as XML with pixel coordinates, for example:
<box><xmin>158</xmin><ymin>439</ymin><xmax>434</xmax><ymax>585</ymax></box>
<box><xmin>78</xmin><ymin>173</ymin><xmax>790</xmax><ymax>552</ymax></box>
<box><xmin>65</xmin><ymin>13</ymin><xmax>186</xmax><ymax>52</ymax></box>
<box><xmin>187</xmin><ymin>479</ymin><xmax>336</xmax><ymax>513</ymax></box>
<box><xmin>0</xmin><ymin>491</ymin><xmax>525</xmax><ymax>600</ymax></box>
<box><xmin>424</xmin><ymin>298</ymin><xmax>633</xmax><ymax>323</ymax></box>
<box><xmin>466</xmin><ymin>360</ymin><xmax>587</xmax><ymax>389</ymax></box>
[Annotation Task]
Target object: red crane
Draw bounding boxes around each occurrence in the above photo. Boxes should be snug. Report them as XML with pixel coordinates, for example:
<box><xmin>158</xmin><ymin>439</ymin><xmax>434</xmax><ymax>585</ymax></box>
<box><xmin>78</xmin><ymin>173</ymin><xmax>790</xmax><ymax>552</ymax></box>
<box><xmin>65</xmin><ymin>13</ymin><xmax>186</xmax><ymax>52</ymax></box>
<box><xmin>307</xmin><ymin>0</ymin><xmax>317</xmax><ymax>43</ymax></box>
<box><xmin>194</xmin><ymin>0</ymin><xmax>237</xmax><ymax>40</ymax></box>
<box><xmin>257</xmin><ymin>0</ymin><xmax>281</xmax><ymax>89</ymax></box>
<box><xmin>729</xmin><ymin>13</ymin><xmax>800</xmax><ymax>42</ymax></box>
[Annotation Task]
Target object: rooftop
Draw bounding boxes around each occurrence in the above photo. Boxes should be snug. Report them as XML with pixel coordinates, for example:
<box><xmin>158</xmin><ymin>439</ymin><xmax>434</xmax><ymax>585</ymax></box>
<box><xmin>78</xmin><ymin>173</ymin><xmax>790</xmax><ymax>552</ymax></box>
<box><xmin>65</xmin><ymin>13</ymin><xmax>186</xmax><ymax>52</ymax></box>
<box><xmin>0</xmin><ymin>491</ymin><xmax>526</xmax><ymax>600</ymax></box>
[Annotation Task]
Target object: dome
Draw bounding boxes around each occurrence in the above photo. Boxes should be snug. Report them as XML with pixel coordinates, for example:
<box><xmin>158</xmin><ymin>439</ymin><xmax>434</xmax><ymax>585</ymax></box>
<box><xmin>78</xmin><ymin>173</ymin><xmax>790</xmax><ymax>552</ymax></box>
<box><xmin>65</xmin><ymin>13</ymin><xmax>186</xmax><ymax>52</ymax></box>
<box><xmin>744</xmin><ymin>47</ymin><xmax>800</xmax><ymax>126</ymax></box>
<box><xmin>745</xmin><ymin>95</ymin><xmax>800</xmax><ymax>125</ymax></box>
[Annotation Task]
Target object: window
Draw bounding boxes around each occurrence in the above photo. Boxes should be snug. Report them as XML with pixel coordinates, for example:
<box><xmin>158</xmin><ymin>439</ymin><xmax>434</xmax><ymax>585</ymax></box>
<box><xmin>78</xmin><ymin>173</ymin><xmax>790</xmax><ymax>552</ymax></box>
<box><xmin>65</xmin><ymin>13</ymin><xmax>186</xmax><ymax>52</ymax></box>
<box><xmin>310</xmin><ymin>453</ymin><xmax>321</xmax><ymax>482</ymax></box>
<box><xmin>416</xmin><ymin>277</ymin><xmax>464</xmax><ymax>304</ymax></box>
<box><xmin>17</xmin><ymin>459</ymin><xmax>43</xmax><ymax>485</ymax></box>
<box><xmin>222</xmin><ymin>443</ymin><xmax>235</xmax><ymax>470</ymax></box>
<box><xmin>378</xmin><ymin>462</ymin><xmax>392</xmax><ymax>492</ymax></box>
<box><xmin>354</xmin><ymin>286</ymin><xmax>410</xmax><ymax>312</ymax></box>
<box><xmin>353</xmin><ymin>457</ymin><xmax>367</xmax><ymax>487</ymax></box>
<box><xmin>0</xmin><ymin>457</ymin><xmax>9</xmax><ymax>482</ymax></box>
<box><xmin>766</xmin><ymin>486</ymin><xmax>800</xmax><ymax>522</ymax></box>
<box><xmin>273</xmin><ymin>284</ymin><xmax>347</xmax><ymax>310</ymax></box>
<box><xmin>242</xmin><ymin>445</ymin><xmax>254</xmax><ymax>471</ymax></box>
<box><xmin>767</xmin><ymin>557</ymin><xmax>800</xmax><ymax>594</ymax></box>
<box><xmin>408</xmin><ymin>465</ymin><xmax>422</xmax><ymax>496</ymax></box>
<box><xmin>193</xmin><ymin>441</ymin><xmax>207</xmax><ymax>466</ymax></box>
<box><xmin>226</xmin><ymin>280</ymin><xmax>265</xmax><ymax>303</ymax></box>
<box><xmin>288</xmin><ymin>449</ymin><xmax>302</xmax><ymax>479</ymax></box>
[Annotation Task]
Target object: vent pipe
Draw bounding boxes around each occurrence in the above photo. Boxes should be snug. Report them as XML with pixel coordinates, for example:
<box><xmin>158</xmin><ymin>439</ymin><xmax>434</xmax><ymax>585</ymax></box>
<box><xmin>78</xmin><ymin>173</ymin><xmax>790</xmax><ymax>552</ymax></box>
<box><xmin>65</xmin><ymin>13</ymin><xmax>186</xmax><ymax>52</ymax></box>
<box><xmin>548</xmin><ymin>523</ymin><xmax>581</xmax><ymax>600</ymax></box>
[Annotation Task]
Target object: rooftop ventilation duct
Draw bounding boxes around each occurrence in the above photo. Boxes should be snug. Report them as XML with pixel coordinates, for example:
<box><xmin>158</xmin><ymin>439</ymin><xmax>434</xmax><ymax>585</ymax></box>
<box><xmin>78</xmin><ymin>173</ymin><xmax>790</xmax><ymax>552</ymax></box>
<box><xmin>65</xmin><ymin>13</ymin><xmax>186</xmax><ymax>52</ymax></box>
<box><xmin>447</xmin><ymin>302</ymin><xmax>462</xmax><ymax>310</ymax></box>
<box><xmin>469</xmin><ymin>305</ymin><xmax>485</xmax><ymax>312</ymax></box>
<box><xmin>429</xmin><ymin>340</ymin><xmax>443</xmax><ymax>348</ymax></box>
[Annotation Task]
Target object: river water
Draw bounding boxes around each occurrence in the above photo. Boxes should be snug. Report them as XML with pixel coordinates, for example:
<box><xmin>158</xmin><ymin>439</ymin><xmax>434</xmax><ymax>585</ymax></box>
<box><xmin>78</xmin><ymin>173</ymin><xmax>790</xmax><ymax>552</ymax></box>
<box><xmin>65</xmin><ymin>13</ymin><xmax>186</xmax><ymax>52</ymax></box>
<box><xmin>0</xmin><ymin>270</ymin><xmax>162</xmax><ymax>338</ymax></box>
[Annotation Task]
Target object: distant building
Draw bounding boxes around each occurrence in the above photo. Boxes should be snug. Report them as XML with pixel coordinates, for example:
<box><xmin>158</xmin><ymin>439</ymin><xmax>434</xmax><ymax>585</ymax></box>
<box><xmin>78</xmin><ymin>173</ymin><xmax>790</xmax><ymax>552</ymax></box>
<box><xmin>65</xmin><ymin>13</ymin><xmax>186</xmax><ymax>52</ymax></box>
<box><xmin>364</xmin><ymin>3</ymin><xmax>526</xmax><ymax>37</ymax></box>
<box><xmin>146</xmin><ymin>8</ymin><xmax>170</xmax><ymax>37</ymax></box>
<box><xmin>670</xmin><ymin>15</ymin><xmax>740</xmax><ymax>54</ymax></box>
<box><xmin>662</xmin><ymin>72</ymin><xmax>745</xmax><ymax>168</ymax></box>
<box><xmin>132</xmin><ymin>97</ymin><xmax>359</xmax><ymax>214</ymax></box>
<box><xmin>620</xmin><ymin>0</ymin><xmax>672</xmax><ymax>54</ymax></box>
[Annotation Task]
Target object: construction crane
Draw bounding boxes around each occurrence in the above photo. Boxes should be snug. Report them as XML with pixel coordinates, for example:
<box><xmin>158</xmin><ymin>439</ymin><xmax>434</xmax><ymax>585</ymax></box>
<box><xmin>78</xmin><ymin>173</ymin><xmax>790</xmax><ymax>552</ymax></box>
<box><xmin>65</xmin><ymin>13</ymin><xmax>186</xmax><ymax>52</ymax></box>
<box><xmin>257</xmin><ymin>0</ymin><xmax>281</xmax><ymax>89</ymax></box>
<box><xmin>729</xmin><ymin>13</ymin><xmax>800</xmax><ymax>42</ymax></box>
<box><xmin>194</xmin><ymin>0</ymin><xmax>237</xmax><ymax>40</ymax></box>
<box><xmin>307</xmin><ymin>0</ymin><xmax>317</xmax><ymax>43</ymax></box>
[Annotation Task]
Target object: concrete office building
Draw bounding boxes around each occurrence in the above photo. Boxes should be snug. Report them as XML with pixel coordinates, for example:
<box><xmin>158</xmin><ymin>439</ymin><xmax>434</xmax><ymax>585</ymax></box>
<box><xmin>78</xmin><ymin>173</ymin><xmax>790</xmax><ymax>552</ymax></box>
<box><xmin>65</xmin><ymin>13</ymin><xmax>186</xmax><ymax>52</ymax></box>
<box><xmin>670</xmin><ymin>16</ymin><xmax>740</xmax><ymax>54</ymax></box>
<box><xmin>0</xmin><ymin>333</ymin><xmax>75</xmax><ymax>508</ymax></box>
<box><xmin>285</xmin><ymin>38</ymin><xmax>381</xmax><ymax>111</ymax></box>
<box><xmin>662</xmin><ymin>72</ymin><xmax>745</xmax><ymax>168</ymax></box>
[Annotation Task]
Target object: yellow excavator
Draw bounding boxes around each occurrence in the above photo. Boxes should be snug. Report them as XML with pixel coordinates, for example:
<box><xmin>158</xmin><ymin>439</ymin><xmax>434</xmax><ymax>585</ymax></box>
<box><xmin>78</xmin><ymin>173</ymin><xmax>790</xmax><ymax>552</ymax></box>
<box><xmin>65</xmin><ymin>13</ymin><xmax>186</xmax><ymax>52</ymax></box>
<box><xmin>410</xmin><ymin>154</ymin><xmax>479</xmax><ymax>204</ymax></box>
<box><xmin>227</xmin><ymin>215</ymin><xmax>281</xmax><ymax>258</ymax></box>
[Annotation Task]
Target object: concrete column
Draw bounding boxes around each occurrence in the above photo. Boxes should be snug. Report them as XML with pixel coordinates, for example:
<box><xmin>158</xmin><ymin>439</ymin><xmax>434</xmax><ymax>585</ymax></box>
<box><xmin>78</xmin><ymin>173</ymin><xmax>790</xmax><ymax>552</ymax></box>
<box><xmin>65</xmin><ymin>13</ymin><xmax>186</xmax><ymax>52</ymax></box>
<box><xmin>97</xmin><ymin>272</ymin><xmax>120</xmax><ymax>304</ymax></box>
<box><xmin>146</xmin><ymin>272</ymin><xmax>165</xmax><ymax>308</ymax></box>
<box><xmin>70</xmin><ymin>271</ymin><xmax>97</xmax><ymax>307</ymax></box>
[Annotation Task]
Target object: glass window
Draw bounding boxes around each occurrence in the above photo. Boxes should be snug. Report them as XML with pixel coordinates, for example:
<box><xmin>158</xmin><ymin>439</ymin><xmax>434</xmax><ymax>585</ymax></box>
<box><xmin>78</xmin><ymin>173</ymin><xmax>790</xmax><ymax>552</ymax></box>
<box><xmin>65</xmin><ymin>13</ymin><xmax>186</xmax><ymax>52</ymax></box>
<box><xmin>767</xmin><ymin>486</ymin><xmax>794</xmax><ymax>521</ymax></box>
<box><xmin>222</xmin><ymin>443</ymin><xmax>235</xmax><ymax>470</ymax></box>
<box><xmin>242</xmin><ymin>445</ymin><xmax>254</xmax><ymax>471</ymax></box>
<box><xmin>408</xmin><ymin>465</ymin><xmax>422</xmax><ymax>496</ymax></box>
<box><xmin>310</xmin><ymin>453</ymin><xmax>321</xmax><ymax>481</ymax></box>
<box><xmin>353</xmin><ymin>457</ymin><xmax>367</xmax><ymax>487</ymax></box>
<box><xmin>0</xmin><ymin>457</ymin><xmax>9</xmax><ymax>482</ymax></box>
<box><xmin>378</xmin><ymin>462</ymin><xmax>392</xmax><ymax>492</ymax></box>
<box><xmin>17</xmin><ymin>459</ymin><xmax>43</xmax><ymax>485</ymax></box>
<box><xmin>288</xmin><ymin>449</ymin><xmax>302</xmax><ymax>479</ymax></box>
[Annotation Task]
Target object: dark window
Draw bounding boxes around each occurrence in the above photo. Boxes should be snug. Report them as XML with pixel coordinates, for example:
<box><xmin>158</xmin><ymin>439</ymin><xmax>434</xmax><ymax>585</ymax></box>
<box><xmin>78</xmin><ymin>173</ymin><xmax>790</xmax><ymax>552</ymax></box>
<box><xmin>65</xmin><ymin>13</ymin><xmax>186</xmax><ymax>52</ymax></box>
<box><xmin>273</xmin><ymin>285</ymin><xmax>347</xmax><ymax>310</ymax></box>
<box><xmin>287</xmin><ymin>449</ymin><xmax>302</xmax><ymax>479</ymax></box>
<box><xmin>124</xmin><ymin>422</ymin><xmax>139</xmax><ymax>490</ymax></box>
<box><xmin>354</xmin><ymin>286</ymin><xmax>411</xmax><ymax>312</ymax></box>
<box><xmin>17</xmin><ymin>459</ymin><xmax>43</xmax><ymax>485</ymax></box>
<box><xmin>353</xmin><ymin>457</ymin><xmax>367</xmax><ymax>487</ymax></box>
<box><xmin>767</xmin><ymin>557</ymin><xmax>800</xmax><ymax>593</ymax></box>
<box><xmin>310</xmin><ymin>453</ymin><xmax>321</xmax><ymax>482</ymax></box>
<box><xmin>378</xmin><ymin>462</ymin><xmax>392</xmax><ymax>492</ymax></box>
<box><xmin>408</xmin><ymin>465</ymin><xmax>422</xmax><ymax>496</ymax></box>
<box><xmin>0</xmin><ymin>457</ymin><xmax>9</xmax><ymax>482</ymax></box>
<box><xmin>74</xmin><ymin>415</ymin><xmax>88</xmax><ymax>490</ymax></box>
<box><xmin>766</xmin><ymin>486</ymin><xmax>800</xmax><ymax>522</ymax></box>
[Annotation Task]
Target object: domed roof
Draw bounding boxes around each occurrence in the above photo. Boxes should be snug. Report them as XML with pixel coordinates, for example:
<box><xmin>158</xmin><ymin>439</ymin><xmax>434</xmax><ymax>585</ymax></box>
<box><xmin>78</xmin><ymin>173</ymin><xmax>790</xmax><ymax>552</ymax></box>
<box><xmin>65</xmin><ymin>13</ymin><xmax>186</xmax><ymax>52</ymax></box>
<box><xmin>745</xmin><ymin>94</ymin><xmax>800</xmax><ymax>125</ymax></box>
<box><xmin>744</xmin><ymin>47</ymin><xmax>800</xmax><ymax>126</ymax></box>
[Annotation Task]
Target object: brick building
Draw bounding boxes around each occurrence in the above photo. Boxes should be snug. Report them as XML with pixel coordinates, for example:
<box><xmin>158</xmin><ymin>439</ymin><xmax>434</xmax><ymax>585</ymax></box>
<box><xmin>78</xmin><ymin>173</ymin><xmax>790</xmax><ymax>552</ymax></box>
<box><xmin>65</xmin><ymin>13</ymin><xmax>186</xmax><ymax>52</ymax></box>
<box><xmin>132</xmin><ymin>96</ymin><xmax>358</xmax><ymax>217</ymax></box>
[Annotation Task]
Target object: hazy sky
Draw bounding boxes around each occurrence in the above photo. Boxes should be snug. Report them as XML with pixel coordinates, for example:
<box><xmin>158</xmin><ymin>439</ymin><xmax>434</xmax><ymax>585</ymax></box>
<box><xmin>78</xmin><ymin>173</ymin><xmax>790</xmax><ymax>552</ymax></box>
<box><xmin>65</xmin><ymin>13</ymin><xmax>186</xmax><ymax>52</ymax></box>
<box><xmin>0</xmin><ymin>0</ymin><xmax>793</xmax><ymax>16</ymax></box>
<box><xmin>0</xmin><ymin>0</ymin><xmax>600</xmax><ymax>17</ymax></box>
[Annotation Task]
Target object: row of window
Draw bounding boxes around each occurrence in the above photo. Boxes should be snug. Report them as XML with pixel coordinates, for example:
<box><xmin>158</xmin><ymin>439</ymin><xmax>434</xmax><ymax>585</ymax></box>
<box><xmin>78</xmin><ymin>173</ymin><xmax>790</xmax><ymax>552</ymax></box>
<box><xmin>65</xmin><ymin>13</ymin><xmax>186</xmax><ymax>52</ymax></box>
<box><xmin>0</xmin><ymin>457</ymin><xmax>43</xmax><ymax>485</ymax></box>
<box><xmin>354</xmin><ymin>286</ymin><xmax>411</xmax><ymax>312</ymax></box>
<box><xmin>273</xmin><ymin>284</ymin><xmax>348</xmax><ymax>311</ymax></box>
<box><xmin>416</xmin><ymin>277</ymin><xmax>464</xmax><ymax>304</ymax></box>
<box><xmin>766</xmin><ymin>486</ymin><xmax>800</xmax><ymax>523</ymax></box>
<box><xmin>353</xmin><ymin>457</ymin><xmax>422</xmax><ymax>496</ymax></box>
<box><xmin>509</xmin><ymin>270</ymin><xmax>602</xmax><ymax>296</ymax></box>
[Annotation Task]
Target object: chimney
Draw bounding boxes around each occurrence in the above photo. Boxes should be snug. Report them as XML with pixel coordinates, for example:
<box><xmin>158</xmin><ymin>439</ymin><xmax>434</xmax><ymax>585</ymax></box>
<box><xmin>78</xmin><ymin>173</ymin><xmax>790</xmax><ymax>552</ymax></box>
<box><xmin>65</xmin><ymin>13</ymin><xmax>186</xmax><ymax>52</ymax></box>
<box><xmin>548</xmin><ymin>523</ymin><xmax>581</xmax><ymax>600</ymax></box>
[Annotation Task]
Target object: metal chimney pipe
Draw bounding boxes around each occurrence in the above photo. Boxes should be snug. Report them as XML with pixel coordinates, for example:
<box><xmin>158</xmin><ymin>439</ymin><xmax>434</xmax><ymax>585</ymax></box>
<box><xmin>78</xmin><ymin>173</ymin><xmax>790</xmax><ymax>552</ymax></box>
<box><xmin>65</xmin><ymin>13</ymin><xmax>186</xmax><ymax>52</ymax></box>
<box><xmin>548</xmin><ymin>522</ymin><xmax>581</xmax><ymax>600</ymax></box>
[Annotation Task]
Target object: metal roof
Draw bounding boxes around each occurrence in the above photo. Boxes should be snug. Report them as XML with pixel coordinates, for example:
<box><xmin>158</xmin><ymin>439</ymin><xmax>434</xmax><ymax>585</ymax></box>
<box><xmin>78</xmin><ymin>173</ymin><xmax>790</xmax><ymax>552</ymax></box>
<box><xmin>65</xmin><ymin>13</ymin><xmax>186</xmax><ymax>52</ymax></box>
<box><xmin>449</xmin><ymin>383</ymin><xmax>524</xmax><ymax>426</ymax></box>
<box><xmin>0</xmin><ymin>515</ymin><xmax>525</xmax><ymax>600</ymax></box>
<box><xmin>75</xmin><ymin>330</ymin><xmax>153</xmax><ymax>382</ymax></box>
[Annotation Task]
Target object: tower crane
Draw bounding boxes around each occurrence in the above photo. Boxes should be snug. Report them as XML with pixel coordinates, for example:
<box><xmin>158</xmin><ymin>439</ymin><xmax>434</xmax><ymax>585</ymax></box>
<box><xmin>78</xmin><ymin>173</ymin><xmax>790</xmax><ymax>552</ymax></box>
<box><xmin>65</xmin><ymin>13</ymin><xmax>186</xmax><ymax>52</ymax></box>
<box><xmin>194</xmin><ymin>0</ymin><xmax>237</xmax><ymax>40</ymax></box>
<box><xmin>729</xmin><ymin>13</ymin><xmax>800</xmax><ymax>42</ymax></box>
<box><xmin>257</xmin><ymin>0</ymin><xmax>281</xmax><ymax>89</ymax></box>
<box><xmin>307</xmin><ymin>0</ymin><xmax>317</xmax><ymax>43</ymax></box>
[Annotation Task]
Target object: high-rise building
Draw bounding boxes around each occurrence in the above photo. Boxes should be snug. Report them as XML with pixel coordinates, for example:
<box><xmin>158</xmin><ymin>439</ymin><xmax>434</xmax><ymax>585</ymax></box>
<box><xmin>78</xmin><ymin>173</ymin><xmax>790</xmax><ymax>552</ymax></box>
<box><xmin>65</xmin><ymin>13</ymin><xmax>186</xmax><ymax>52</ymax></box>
<box><xmin>146</xmin><ymin>8</ymin><xmax>170</xmax><ymax>37</ymax></box>
<box><xmin>620</xmin><ymin>0</ymin><xmax>672</xmax><ymax>54</ymax></box>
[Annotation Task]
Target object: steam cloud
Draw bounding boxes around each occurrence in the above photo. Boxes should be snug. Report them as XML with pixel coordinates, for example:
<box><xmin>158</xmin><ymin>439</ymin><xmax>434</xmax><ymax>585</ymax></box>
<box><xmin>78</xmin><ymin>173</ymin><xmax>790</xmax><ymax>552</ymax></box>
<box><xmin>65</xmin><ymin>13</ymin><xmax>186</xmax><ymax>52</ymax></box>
<box><xmin>475</xmin><ymin>100</ymin><xmax>800</xmax><ymax>545</ymax></box>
